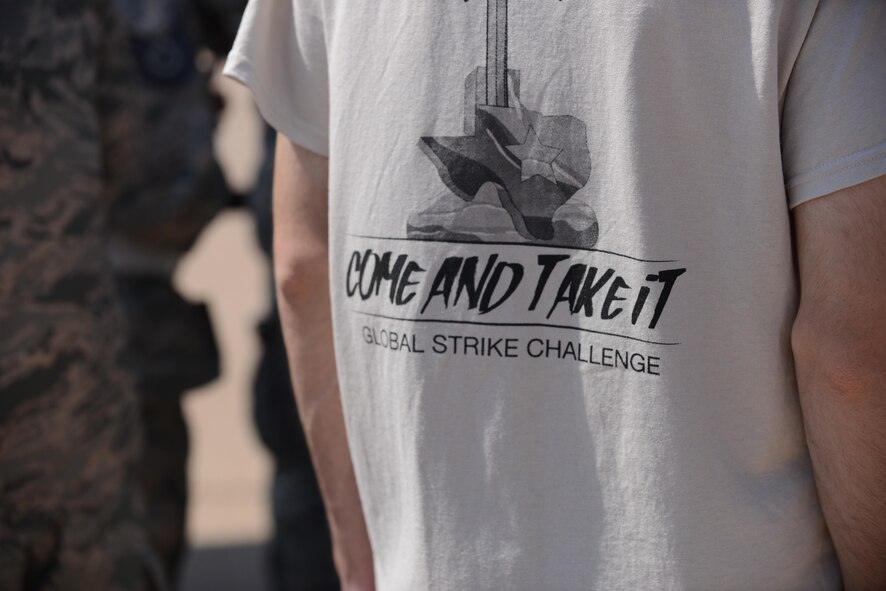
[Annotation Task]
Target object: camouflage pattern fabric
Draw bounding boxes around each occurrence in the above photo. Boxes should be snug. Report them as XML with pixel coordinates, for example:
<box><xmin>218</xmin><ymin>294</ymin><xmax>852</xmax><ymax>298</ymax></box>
<box><xmin>0</xmin><ymin>1</ymin><xmax>164</xmax><ymax>589</ymax></box>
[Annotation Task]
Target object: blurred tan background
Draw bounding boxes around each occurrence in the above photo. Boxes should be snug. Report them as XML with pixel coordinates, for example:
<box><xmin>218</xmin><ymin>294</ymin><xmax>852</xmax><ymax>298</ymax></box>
<box><xmin>174</xmin><ymin>72</ymin><xmax>273</xmax><ymax>590</ymax></box>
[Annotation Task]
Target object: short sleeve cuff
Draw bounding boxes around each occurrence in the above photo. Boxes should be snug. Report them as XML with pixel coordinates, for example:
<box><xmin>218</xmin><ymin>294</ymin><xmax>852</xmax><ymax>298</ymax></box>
<box><xmin>786</xmin><ymin>140</ymin><xmax>886</xmax><ymax>208</ymax></box>
<box><xmin>223</xmin><ymin>57</ymin><xmax>330</xmax><ymax>157</ymax></box>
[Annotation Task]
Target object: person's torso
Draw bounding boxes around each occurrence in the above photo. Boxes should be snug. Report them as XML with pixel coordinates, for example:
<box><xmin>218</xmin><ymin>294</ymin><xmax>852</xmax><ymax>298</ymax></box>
<box><xmin>321</xmin><ymin>2</ymin><xmax>839</xmax><ymax>588</ymax></box>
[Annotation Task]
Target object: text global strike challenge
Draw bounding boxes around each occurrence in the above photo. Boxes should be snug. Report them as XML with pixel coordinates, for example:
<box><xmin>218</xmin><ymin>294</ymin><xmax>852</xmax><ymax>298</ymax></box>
<box><xmin>361</xmin><ymin>326</ymin><xmax>661</xmax><ymax>376</ymax></box>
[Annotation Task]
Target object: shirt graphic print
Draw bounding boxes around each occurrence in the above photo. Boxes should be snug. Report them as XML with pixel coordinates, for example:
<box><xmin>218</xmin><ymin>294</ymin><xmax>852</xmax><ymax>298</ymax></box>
<box><xmin>348</xmin><ymin>0</ymin><xmax>686</xmax><ymax>374</ymax></box>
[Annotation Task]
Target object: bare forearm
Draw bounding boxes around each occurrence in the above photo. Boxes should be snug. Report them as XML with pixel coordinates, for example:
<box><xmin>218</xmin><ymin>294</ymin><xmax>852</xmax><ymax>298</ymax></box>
<box><xmin>794</xmin><ymin>338</ymin><xmax>886</xmax><ymax>590</ymax></box>
<box><xmin>277</xmin><ymin>262</ymin><xmax>375</xmax><ymax>589</ymax></box>
<box><xmin>272</xmin><ymin>135</ymin><xmax>374</xmax><ymax>590</ymax></box>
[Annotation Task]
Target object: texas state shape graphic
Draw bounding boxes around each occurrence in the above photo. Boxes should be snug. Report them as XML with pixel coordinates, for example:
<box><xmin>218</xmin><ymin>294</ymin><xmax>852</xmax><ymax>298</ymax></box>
<box><xmin>409</xmin><ymin>0</ymin><xmax>598</xmax><ymax>247</ymax></box>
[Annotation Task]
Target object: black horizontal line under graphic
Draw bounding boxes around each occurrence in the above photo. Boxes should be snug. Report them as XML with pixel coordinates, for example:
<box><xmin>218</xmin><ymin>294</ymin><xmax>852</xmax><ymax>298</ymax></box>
<box><xmin>345</xmin><ymin>234</ymin><xmax>679</xmax><ymax>264</ymax></box>
<box><xmin>352</xmin><ymin>310</ymin><xmax>680</xmax><ymax>347</ymax></box>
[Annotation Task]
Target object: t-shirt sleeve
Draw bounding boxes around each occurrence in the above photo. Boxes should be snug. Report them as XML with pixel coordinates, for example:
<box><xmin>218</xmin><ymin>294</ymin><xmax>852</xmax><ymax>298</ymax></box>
<box><xmin>223</xmin><ymin>0</ymin><xmax>329</xmax><ymax>156</ymax></box>
<box><xmin>780</xmin><ymin>0</ymin><xmax>886</xmax><ymax>208</ymax></box>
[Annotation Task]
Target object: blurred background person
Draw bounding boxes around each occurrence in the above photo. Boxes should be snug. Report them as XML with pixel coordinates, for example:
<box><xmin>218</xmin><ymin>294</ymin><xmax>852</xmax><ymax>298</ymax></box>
<box><xmin>108</xmin><ymin>1</ymin><xmax>339</xmax><ymax>587</ymax></box>
<box><xmin>1</xmin><ymin>1</ymin><xmax>338</xmax><ymax>587</ymax></box>
<box><xmin>107</xmin><ymin>0</ymin><xmax>233</xmax><ymax>580</ymax></box>
<box><xmin>0</xmin><ymin>1</ymin><xmax>164</xmax><ymax>589</ymax></box>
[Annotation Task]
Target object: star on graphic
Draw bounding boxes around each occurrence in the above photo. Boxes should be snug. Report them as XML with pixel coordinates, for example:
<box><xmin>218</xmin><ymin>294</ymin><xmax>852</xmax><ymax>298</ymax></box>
<box><xmin>419</xmin><ymin>102</ymin><xmax>591</xmax><ymax>241</ymax></box>
<box><xmin>506</xmin><ymin>125</ymin><xmax>562</xmax><ymax>182</ymax></box>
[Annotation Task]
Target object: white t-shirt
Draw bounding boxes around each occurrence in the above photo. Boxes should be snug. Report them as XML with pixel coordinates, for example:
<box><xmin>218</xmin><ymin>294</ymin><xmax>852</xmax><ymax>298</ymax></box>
<box><xmin>225</xmin><ymin>1</ymin><xmax>886</xmax><ymax>589</ymax></box>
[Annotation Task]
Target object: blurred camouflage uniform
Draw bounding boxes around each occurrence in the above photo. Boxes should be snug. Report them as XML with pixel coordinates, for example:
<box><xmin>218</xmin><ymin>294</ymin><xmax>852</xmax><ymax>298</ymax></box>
<box><xmin>249</xmin><ymin>128</ymin><xmax>339</xmax><ymax>591</ymax></box>
<box><xmin>0</xmin><ymin>1</ymin><xmax>164</xmax><ymax>589</ymax></box>
<box><xmin>112</xmin><ymin>0</ymin><xmax>340</xmax><ymax>583</ymax></box>
<box><xmin>107</xmin><ymin>0</ymin><xmax>245</xmax><ymax>580</ymax></box>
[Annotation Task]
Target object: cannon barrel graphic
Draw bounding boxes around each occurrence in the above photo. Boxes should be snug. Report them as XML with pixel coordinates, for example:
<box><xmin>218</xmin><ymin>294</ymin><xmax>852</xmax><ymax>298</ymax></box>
<box><xmin>485</xmin><ymin>0</ymin><xmax>509</xmax><ymax>107</ymax></box>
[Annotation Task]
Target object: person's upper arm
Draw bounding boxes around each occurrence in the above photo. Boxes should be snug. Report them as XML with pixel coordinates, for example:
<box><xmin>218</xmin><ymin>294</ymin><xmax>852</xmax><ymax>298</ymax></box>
<box><xmin>223</xmin><ymin>0</ymin><xmax>329</xmax><ymax>156</ymax></box>
<box><xmin>273</xmin><ymin>135</ymin><xmax>329</xmax><ymax>270</ymax></box>
<box><xmin>792</xmin><ymin>175</ymin><xmax>886</xmax><ymax>387</ymax></box>
<box><xmin>781</xmin><ymin>0</ymin><xmax>886</xmax><ymax>209</ymax></box>
<box><xmin>783</xmin><ymin>0</ymin><xmax>886</xmax><ymax>380</ymax></box>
